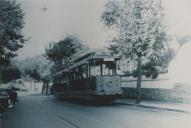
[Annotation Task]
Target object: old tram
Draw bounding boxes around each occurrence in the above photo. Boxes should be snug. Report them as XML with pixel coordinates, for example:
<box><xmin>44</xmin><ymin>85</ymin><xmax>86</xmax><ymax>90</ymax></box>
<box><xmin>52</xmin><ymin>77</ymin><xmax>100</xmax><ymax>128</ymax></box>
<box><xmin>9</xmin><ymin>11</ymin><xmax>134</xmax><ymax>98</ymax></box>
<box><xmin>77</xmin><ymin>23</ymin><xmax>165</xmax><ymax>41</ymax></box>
<box><xmin>52</xmin><ymin>52</ymin><xmax>122</xmax><ymax>101</ymax></box>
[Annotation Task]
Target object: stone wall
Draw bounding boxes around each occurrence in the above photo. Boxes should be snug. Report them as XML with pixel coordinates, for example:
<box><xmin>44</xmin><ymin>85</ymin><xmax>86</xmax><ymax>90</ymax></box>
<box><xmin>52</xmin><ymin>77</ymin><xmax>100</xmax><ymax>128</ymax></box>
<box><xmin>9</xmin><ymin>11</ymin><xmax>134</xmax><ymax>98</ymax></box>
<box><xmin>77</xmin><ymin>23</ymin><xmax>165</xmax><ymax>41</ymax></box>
<box><xmin>121</xmin><ymin>75</ymin><xmax>191</xmax><ymax>103</ymax></box>
<box><xmin>122</xmin><ymin>87</ymin><xmax>191</xmax><ymax>102</ymax></box>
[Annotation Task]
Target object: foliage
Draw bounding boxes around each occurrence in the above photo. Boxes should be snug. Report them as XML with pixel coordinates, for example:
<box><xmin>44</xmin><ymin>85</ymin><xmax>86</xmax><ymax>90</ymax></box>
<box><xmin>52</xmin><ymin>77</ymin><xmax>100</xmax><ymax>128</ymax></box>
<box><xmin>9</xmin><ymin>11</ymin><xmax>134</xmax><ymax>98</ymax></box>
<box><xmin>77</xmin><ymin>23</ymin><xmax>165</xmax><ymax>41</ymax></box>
<box><xmin>107</xmin><ymin>44</ymin><xmax>119</xmax><ymax>56</ymax></box>
<box><xmin>102</xmin><ymin>0</ymin><xmax>169</xmax><ymax>64</ymax></box>
<box><xmin>102</xmin><ymin>0</ymin><xmax>170</xmax><ymax>102</ymax></box>
<box><xmin>0</xmin><ymin>0</ymin><xmax>25</xmax><ymax>65</ymax></box>
<box><xmin>0</xmin><ymin>62</ymin><xmax>21</xmax><ymax>83</ymax></box>
<box><xmin>131</xmin><ymin>62</ymin><xmax>159</xmax><ymax>79</ymax></box>
<box><xmin>45</xmin><ymin>35</ymin><xmax>90</xmax><ymax>69</ymax></box>
<box><xmin>26</xmin><ymin>68</ymin><xmax>41</xmax><ymax>82</ymax></box>
<box><xmin>102</xmin><ymin>0</ymin><xmax>170</xmax><ymax>79</ymax></box>
<box><xmin>19</xmin><ymin>55</ymin><xmax>53</xmax><ymax>83</ymax></box>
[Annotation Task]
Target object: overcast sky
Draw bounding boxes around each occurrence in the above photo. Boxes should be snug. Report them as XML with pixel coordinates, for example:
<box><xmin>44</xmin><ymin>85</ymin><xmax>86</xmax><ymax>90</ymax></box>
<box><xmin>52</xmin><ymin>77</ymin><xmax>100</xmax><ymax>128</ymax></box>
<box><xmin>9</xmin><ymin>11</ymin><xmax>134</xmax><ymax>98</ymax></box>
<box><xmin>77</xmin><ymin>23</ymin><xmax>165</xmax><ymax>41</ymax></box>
<box><xmin>16</xmin><ymin>0</ymin><xmax>191</xmax><ymax>60</ymax></box>
<box><xmin>17</xmin><ymin>0</ymin><xmax>115</xmax><ymax>60</ymax></box>
<box><xmin>163</xmin><ymin>0</ymin><xmax>191</xmax><ymax>36</ymax></box>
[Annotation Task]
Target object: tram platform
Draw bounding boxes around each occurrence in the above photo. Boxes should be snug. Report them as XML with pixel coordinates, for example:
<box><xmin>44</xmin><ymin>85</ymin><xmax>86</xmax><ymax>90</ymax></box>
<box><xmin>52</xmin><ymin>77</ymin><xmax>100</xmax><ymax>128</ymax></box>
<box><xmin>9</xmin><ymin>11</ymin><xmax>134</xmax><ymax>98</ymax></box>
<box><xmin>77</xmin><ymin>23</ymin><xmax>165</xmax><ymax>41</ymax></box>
<box><xmin>114</xmin><ymin>99</ymin><xmax>191</xmax><ymax>113</ymax></box>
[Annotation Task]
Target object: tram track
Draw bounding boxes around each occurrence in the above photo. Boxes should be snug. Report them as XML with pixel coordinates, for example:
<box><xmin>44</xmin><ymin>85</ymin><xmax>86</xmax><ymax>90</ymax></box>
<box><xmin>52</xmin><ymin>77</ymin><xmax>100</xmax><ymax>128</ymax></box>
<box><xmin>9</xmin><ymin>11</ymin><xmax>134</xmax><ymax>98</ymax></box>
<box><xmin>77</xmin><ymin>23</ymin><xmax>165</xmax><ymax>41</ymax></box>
<box><xmin>56</xmin><ymin>113</ymin><xmax>81</xmax><ymax>128</ymax></box>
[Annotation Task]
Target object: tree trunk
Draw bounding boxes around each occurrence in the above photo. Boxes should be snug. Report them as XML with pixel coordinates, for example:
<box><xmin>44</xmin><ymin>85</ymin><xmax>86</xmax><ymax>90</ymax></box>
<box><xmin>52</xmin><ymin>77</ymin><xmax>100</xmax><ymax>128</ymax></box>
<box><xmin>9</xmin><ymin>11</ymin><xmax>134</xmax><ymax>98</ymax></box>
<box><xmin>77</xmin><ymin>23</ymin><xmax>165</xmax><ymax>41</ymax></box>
<box><xmin>45</xmin><ymin>83</ymin><xmax>49</xmax><ymax>95</ymax></box>
<box><xmin>33</xmin><ymin>82</ymin><xmax>36</xmax><ymax>92</ymax></box>
<box><xmin>0</xmin><ymin>66</ymin><xmax>2</xmax><ymax>84</ymax></box>
<box><xmin>30</xmin><ymin>81</ymin><xmax>33</xmax><ymax>92</ymax></box>
<box><xmin>0</xmin><ymin>71</ymin><xmax>2</xmax><ymax>84</ymax></box>
<box><xmin>41</xmin><ymin>83</ymin><xmax>45</xmax><ymax>94</ymax></box>
<box><xmin>136</xmin><ymin>56</ymin><xmax>142</xmax><ymax>104</ymax></box>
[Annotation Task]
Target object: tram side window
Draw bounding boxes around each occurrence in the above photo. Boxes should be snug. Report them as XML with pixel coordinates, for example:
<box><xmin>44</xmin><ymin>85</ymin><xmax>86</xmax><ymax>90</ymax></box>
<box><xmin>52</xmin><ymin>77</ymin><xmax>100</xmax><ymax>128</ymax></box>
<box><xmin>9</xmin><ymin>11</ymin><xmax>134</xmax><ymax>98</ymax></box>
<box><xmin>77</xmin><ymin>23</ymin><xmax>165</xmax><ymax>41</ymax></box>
<box><xmin>70</xmin><ymin>65</ymin><xmax>87</xmax><ymax>80</ymax></box>
<box><xmin>81</xmin><ymin>64</ymin><xmax>87</xmax><ymax>79</ymax></box>
<box><xmin>53</xmin><ymin>77</ymin><xmax>57</xmax><ymax>84</ymax></box>
<box><xmin>70</xmin><ymin>70</ymin><xmax>76</xmax><ymax>81</ymax></box>
<box><xmin>55</xmin><ymin>77</ymin><xmax>62</xmax><ymax>84</ymax></box>
<box><xmin>69</xmin><ymin>74</ymin><xmax>72</xmax><ymax>81</ymax></box>
<box><xmin>76</xmin><ymin>65</ymin><xmax>87</xmax><ymax>79</ymax></box>
<box><xmin>75</xmin><ymin>68</ymin><xmax>78</xmax><ymax>80</ymax></box>
<box><xmin>73</xmin><ymin>72</ymin><xmax>76</xmax><ymax>80</ymax></box>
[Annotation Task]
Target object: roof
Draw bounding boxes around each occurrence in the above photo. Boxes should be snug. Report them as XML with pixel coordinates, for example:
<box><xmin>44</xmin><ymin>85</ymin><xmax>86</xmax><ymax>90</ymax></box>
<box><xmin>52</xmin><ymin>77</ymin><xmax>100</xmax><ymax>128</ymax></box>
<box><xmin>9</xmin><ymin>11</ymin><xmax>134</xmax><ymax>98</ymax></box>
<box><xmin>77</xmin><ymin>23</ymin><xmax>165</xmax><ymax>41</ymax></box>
<box><xmin>52</xmin><ymin>52</ymin><xmax>121</xmax><ymax>75</ymax></box>
<box><xmin>52</xmin><ymin>67</ymin><xmax>69</xmax><ymax>76</ymax></box>
<box><xmin>73</xmin><ymin>52</ymin><xmax>95</xmax><ymax>63</ymax></box>
<box><xmin>70</xmin><ymin>52</ymin><xmax>120</xmax><ymax>69</ymax></box>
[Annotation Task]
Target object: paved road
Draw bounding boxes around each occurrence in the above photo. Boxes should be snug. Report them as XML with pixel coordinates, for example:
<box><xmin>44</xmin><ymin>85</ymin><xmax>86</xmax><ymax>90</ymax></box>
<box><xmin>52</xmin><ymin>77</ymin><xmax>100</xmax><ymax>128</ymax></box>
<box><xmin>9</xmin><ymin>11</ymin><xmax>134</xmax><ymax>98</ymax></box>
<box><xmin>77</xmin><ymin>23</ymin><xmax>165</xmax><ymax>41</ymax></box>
<box><xmin>2</xmin><ymin>94</ymin><xmax>191</xmax><ymax>128</ymax></box>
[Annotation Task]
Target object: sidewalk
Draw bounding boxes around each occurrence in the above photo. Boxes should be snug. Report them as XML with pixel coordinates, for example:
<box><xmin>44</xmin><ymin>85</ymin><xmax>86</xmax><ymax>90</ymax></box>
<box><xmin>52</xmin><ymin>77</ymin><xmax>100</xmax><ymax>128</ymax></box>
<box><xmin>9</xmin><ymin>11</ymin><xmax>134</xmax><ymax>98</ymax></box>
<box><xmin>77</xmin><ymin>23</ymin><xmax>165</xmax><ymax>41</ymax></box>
<box><xmin>114</xmin><ymin>99</ymin><xmax>191</xmax><ymax>113</ymax></box>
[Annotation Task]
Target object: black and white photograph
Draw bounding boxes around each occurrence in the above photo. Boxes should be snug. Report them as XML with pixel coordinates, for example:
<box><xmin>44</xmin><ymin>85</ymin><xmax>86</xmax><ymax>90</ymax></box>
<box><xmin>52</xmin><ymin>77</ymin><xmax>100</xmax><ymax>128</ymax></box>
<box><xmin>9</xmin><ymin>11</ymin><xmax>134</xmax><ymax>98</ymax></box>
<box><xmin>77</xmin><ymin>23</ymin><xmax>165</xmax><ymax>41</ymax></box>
<box><xmin>0</xmin><ymin>0</ymin><xmax>191</xmax><ymax>128</ymax></box>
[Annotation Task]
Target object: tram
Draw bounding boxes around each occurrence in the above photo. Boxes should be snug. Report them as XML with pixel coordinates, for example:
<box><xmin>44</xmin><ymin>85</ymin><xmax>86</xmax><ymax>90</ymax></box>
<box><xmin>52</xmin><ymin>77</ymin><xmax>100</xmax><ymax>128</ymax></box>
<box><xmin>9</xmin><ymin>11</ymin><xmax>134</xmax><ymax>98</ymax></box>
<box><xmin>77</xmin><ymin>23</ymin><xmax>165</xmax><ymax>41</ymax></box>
<box><xmin>52</xmin><ymin>52</ymin><xmax>122</xmax><ymax>101</ymax></box>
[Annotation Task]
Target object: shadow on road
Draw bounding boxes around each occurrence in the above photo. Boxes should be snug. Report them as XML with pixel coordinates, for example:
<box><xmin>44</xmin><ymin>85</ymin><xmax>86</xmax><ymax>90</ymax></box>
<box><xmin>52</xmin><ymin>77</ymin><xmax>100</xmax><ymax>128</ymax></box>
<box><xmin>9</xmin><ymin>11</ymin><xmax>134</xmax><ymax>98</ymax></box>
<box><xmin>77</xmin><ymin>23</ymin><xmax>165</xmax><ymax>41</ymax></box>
<box><xmin>57</xmin><ymin>98</ymin><xmax>116</xmax><ymax>107</ymax></box>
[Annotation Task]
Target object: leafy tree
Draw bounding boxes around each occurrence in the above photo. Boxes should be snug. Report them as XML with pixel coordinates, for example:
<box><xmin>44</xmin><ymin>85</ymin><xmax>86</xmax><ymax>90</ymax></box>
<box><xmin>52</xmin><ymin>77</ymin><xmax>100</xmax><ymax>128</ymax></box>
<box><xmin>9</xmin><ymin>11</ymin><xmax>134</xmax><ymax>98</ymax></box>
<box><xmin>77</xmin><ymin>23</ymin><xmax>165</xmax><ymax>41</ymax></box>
<box><xmin>19</xmin><ymin>55</ymin><xmax>52</xmax><ymax>83</ymax></box>
<box><xmin>1</xmin><ymin>63</ymin><xmax>21</xmax><ymax>83</ymax></box>
<box><xmin>19</xmin><ymin>55</ymin><xmax>53</xmax><ymax>94</ymax></box>
<box><xmin>132</xmin><ymin>61</ymin><xmax>159</xmax><ymax>79</ymax></box>
<box><xmin>0</xmin><ymin>0</ymin><xmax>25</xmax><ymax>83</ymax></box>
<box><xmin>45</xmin><ymin>35</ymin><xmax>90</xmax><ymax>70</ymax></box>
<box><xmin>107</xmin><ymin>43</ymin><xmax>119</xmax><ymax>56</ymax></box>
<box><xmin>102</xmin><ymin>0</ymin><xmax>169</xmax><ymax>103</ymax></box>
<box><xmin>0</xmin><ymin>0</ymin><xmax>25</xmax><ymax>65</ymax></box>
<box><xmin>27</xmin><ymin>68</ymin><xmax>41</xmax><ymax>82</ymax></box>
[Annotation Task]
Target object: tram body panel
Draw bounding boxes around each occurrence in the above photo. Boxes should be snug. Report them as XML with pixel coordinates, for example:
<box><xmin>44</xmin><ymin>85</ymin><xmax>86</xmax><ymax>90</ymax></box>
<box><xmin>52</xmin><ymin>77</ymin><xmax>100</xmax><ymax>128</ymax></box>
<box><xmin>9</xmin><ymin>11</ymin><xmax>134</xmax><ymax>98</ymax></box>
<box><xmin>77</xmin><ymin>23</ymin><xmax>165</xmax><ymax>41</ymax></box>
<box><xmin>68</xmin><ymin>76</ymin><xmax>122</xmax><ymax>96</ymax></box>
<box><xmin>52</xmin><ymin>76</ymin><xmax>122</xmax><ymax>99</ymax></box>
<box><xmin>95</xmin><ymin>76</ymin><xmax>122</xmax><ymax>95</ymax></box>
<box><xmin>52</xmin><ymin>83</ymin><xmax>69</xmax><ymax>97</ymax></box>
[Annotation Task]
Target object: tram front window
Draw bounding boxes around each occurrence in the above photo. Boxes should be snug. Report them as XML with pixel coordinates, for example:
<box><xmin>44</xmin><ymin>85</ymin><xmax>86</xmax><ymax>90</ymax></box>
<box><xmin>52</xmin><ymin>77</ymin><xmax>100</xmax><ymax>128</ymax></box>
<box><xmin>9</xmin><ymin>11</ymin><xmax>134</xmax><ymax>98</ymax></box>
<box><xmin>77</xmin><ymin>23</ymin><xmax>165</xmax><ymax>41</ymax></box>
<box><xmin>102</xmin><ymin>63</ymin><xmax>116</xmax><ymax>75</ymax></box>
<box><xmin>89</xmin><ymin>60</ymin><xmax>117</xmax><ymax>76</ymax></box>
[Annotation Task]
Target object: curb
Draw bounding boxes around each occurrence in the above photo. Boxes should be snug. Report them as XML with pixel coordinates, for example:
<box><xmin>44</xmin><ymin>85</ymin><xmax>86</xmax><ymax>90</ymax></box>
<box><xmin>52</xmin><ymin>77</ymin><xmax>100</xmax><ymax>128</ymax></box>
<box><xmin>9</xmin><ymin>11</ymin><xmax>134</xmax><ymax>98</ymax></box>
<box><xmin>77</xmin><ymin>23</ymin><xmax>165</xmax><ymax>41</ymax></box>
<box><xmin>114</xmin><ymin>102</ymin><xmax>190</xmax><ymax>114</ymax></box>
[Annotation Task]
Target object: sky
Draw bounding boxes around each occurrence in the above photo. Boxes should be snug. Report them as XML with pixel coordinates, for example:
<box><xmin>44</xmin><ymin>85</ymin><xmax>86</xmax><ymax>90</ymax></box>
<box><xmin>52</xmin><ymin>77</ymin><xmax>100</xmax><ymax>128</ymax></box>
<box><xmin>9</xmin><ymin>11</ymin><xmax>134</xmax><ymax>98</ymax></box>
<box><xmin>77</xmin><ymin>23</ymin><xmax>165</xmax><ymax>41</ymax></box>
<box><xmin>16</xmin><ymin>0</ymin><xmax>191</xmax><ymax>60</ymax></box>
<box><xmin>163</xmin><ymin>0</ymin><xmax>191</xmax><ymax>37</ymax></box>
<box><xmin>164</xmin><ymin>0</ymin><xmax>191</xmax><ymax>83</ymax></box>
<box><xmin>17</xmin><ymin>0</ymin><xmax>114</xmax><ymax>60</ymax></box>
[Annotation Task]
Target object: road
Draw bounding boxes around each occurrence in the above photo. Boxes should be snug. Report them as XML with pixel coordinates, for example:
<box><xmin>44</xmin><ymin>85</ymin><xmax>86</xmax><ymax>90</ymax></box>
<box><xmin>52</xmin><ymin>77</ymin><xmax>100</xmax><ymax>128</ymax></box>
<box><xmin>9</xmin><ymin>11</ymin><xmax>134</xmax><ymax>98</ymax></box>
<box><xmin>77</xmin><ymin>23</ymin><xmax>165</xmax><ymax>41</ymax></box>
<box><xmin>2</xmin><ymin>93</ymin><xmax>191</xmax><ymax>128</ymax></box>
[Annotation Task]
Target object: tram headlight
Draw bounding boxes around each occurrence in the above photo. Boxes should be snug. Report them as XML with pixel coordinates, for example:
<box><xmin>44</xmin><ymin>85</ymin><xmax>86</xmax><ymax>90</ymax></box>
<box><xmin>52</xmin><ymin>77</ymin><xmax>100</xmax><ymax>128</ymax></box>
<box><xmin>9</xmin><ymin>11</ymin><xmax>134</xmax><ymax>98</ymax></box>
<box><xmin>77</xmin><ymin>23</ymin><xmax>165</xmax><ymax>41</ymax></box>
<box><xmin>107</xmin><ymin>81</ymin><xmax>112</xmax><ymax>87</ymax></box>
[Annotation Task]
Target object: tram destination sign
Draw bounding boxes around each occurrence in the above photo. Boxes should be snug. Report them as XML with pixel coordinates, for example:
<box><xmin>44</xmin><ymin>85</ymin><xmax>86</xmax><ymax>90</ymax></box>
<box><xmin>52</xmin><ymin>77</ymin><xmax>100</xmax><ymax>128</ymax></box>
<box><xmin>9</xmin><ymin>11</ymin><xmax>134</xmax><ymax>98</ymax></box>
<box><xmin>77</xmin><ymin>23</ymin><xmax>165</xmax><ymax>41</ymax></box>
<box><xmin>104</xmin><ymin>58</ymin><xmax>115</xmax><ymax>61</ymax></box>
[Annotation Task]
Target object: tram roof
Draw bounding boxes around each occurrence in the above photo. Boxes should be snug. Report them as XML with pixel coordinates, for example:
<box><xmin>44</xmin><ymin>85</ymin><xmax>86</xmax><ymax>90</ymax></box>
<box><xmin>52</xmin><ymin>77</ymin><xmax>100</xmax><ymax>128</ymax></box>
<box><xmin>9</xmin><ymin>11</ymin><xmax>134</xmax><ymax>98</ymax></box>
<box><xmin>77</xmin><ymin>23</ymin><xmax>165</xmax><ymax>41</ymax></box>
<box><xmin>52</xmin><ymin>52</ymin><xmax>120</xmax><ymax>75</ymax></box>
<box><xmin>52</xmin><ymin>67</ymin><xmax>69</xmax><ymax>76</ymax></box>
<box><xmin>70</xmin><ymin>52</ymin><xmax>120</xmax><ymax>69</ymax></box>
<box><xmin>73</xmin><ymin>52</ymin><xmax>120</xmax><ymax>62</ymax></box>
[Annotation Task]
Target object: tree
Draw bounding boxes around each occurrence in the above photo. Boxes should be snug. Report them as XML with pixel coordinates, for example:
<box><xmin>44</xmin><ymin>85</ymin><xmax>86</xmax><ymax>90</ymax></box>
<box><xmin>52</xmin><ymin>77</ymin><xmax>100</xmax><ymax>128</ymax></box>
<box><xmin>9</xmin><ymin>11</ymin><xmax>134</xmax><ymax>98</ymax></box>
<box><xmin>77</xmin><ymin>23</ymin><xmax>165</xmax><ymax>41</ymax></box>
<box><xmin>107</xmin><ymin>43</ymin><xmax>119</xmax><ymax>56</ymax></box>
<box><xmin>102</xmin><ymin>0</ymin><xmax>169</xmax><ymax>103</ymax></box>
<box><xmin>1</xmin><ymin>62</ymin><xmax>21</xmax><ymax>83</ymax></box>
<box><xmin>0</xmin><ymin>0</ymin><xmax>25</xmax><ymax>65</ymax></box>
<box><xmin>45</xmin><ymin>35</ymin><xmax>90</xmax><ymax>70</ymax></box>
<box><xmin>0</xmin><ymin>0</ymin><xmax>25</xmax><ymax>83</ymax></box>
<box><xmin>20</xmin><ymin>55</ymin><xmax>52</xmax><ymax>82</ymax></box>
<box><xmin>19</xmin><ymin>55</ymin><xmax>53</xmax><ymax>93</ymax></box>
